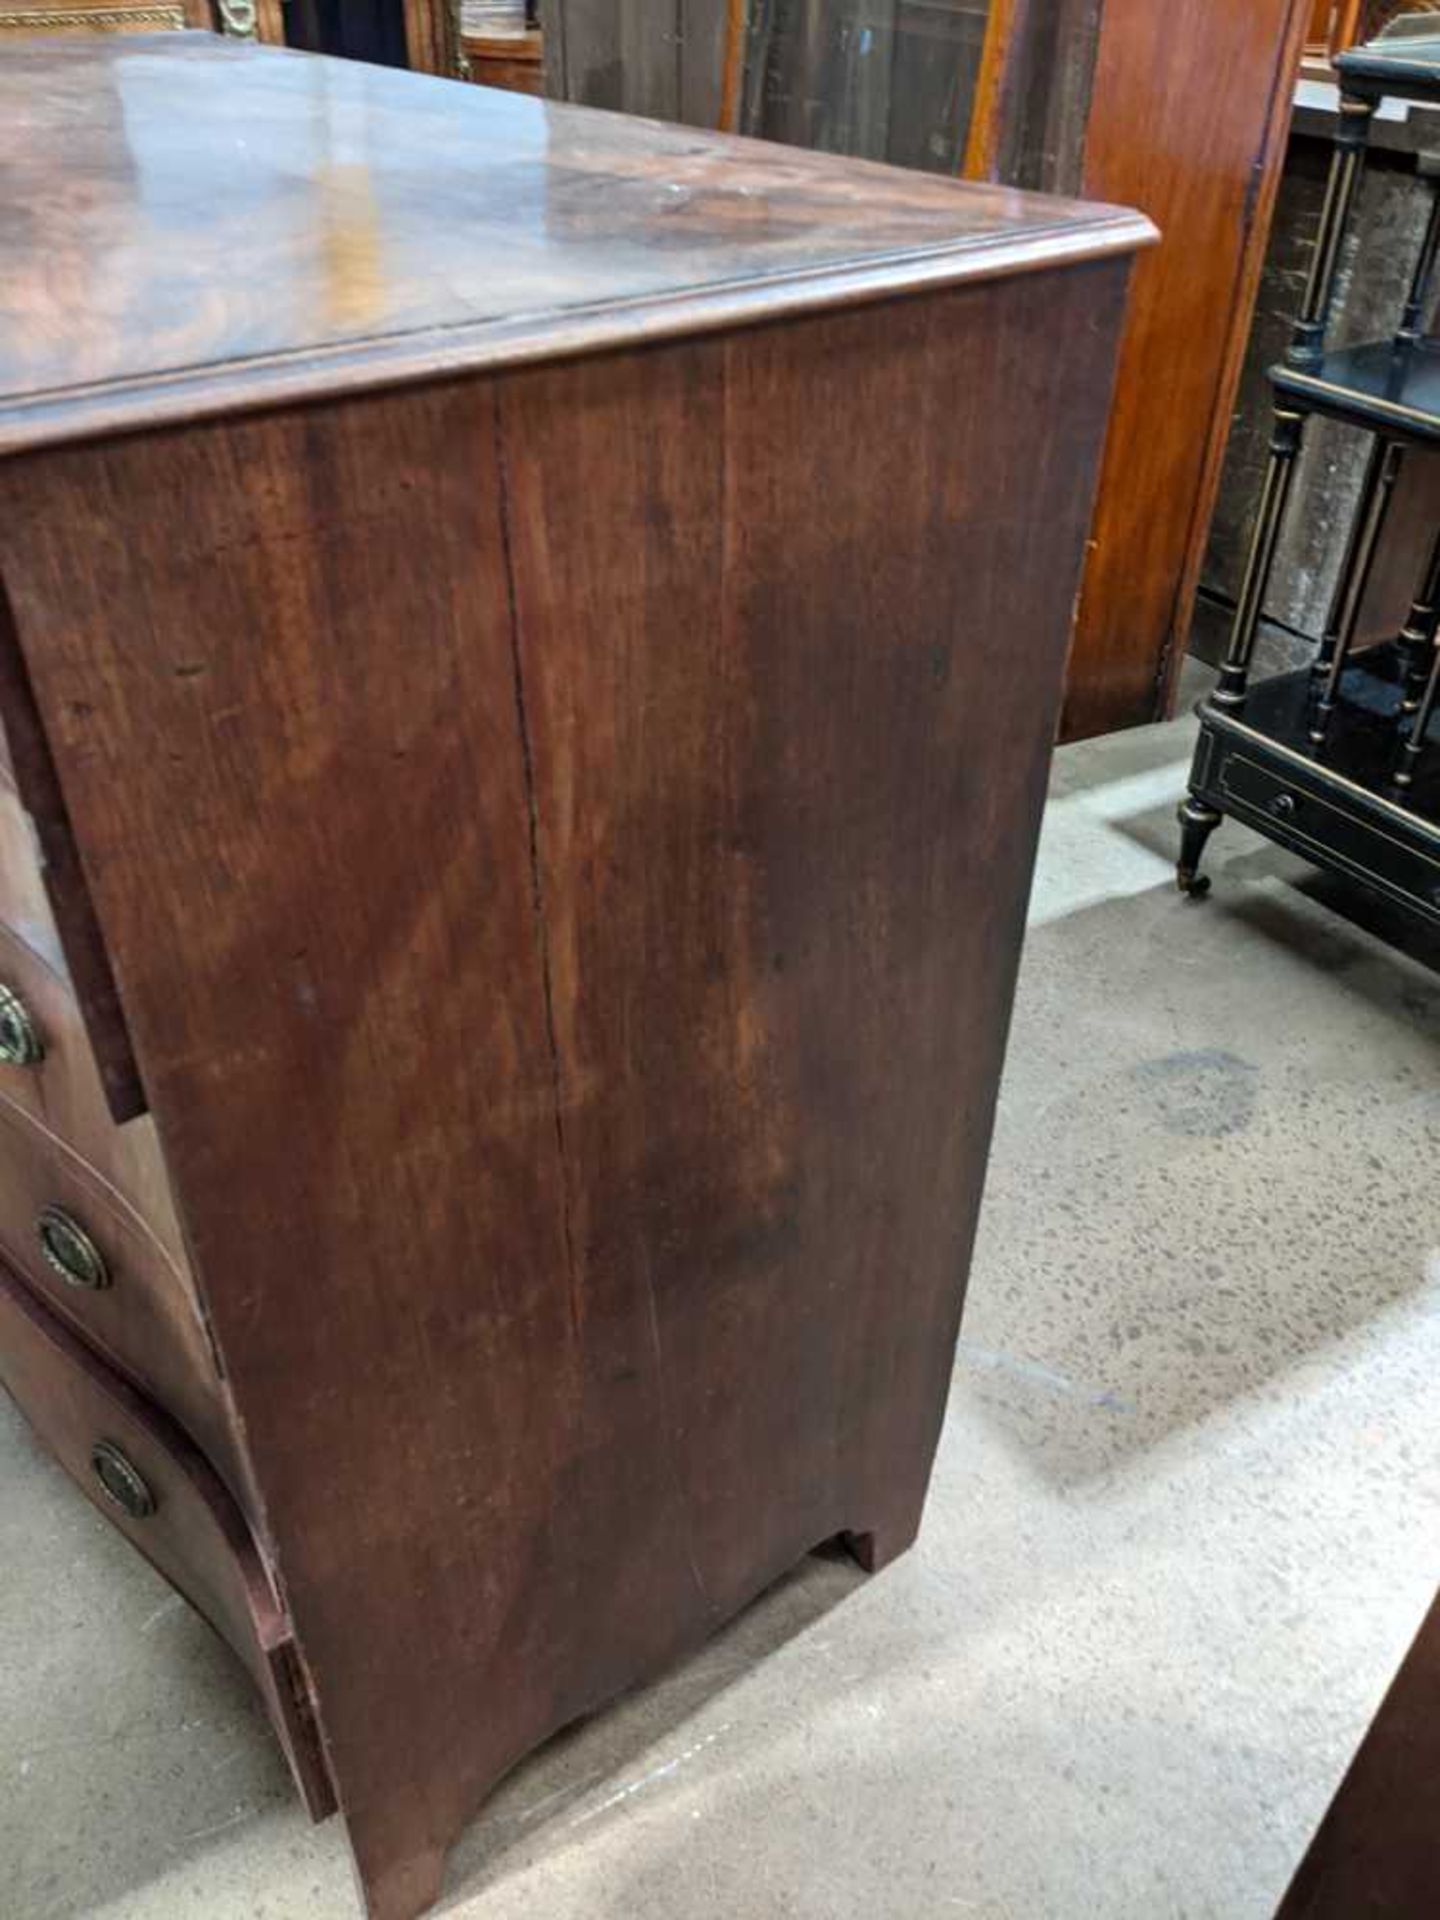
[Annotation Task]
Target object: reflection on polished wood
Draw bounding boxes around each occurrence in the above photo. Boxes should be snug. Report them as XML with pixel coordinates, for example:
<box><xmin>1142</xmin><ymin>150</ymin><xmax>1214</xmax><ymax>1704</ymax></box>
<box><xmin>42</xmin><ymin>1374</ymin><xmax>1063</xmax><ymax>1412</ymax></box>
<box><xmin>0</xmin><ymin>34</ymin><xmax>1149</xmax><ymax>452</ymax></box>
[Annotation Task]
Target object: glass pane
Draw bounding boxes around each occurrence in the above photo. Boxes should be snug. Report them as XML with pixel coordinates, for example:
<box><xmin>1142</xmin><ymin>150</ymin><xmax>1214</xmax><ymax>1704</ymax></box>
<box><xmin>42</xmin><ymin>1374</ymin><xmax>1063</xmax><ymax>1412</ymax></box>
<box><xmin>543</xmin><ymin>0</ymin><xmax>1006</xmax><ymax>180</ymax></box>
<box><xmin>738</xmin><ymin>0</ymin><xmax>994</xmax><ymax>175</ymax></box>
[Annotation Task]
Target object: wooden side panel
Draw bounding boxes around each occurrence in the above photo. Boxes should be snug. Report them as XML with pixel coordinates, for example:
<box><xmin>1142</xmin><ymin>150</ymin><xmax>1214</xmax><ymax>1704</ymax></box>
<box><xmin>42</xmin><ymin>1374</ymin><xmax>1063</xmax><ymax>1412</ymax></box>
<box><xmin>0</xmin><ymin>266</ymin><xmax>1130</xmax><ymax>1918</ymax></box>
<box><xmin>497</xmin><ymin>267</ymin><xmax>1129</xmax><ymax>1605</ymax></box>
<box><xmin>0</xmin><ymin>382</ymin><xmax>571</xmax><ymax>1918</ymax></box>
<box><xmin>1060</xmin><ymin>0</ymin><xmax>1312</xmax><ymax>738</ymax></box>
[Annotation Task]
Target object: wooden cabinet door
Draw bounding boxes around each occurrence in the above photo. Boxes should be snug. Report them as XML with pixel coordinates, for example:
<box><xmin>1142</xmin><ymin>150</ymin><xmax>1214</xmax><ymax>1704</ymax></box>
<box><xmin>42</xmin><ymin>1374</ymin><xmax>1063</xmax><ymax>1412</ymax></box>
<box><xmin>1057</xmin><ymin>0</ymin><xmax>1313</xmax><ymax>738</ymax></box>
<box><xmin>971</xmin><ymin>0</ymin><xmax>1314</xmax><ymax>736</ymax></box>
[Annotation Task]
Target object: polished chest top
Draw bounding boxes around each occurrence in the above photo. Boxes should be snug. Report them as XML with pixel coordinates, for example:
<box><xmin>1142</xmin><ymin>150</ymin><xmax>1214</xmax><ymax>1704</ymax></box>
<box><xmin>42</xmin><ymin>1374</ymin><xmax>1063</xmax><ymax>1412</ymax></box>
<box><xmin>0</xmin><ymin>34</ymin><xmax>1149</xmax><ymax>451</ymax></box>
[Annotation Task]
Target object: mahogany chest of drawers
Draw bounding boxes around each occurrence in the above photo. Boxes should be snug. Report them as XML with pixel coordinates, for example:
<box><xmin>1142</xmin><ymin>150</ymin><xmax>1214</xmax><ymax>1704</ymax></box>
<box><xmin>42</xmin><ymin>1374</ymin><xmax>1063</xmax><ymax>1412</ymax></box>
<box><xmin>0</xmin><ymin>34</ymin><xmax>1151</xmax><ymax>1919</ymax></box>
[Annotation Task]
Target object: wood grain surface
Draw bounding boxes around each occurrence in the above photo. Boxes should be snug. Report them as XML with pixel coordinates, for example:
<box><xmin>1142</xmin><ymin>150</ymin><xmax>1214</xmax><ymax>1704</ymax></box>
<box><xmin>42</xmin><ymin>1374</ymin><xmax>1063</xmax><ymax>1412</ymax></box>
<box><xmin>1061</xmin><ymin>0</ymin><xmax>1312</xmax><ymax>737</ymax></box>
<box><xmin>0</xmin><ymin>256</ymin><xmax>1132</xmax><ymax>1916</ymax></box>
<box><xmin>0</xmin><ymin>34</ymin><xmax>1151</xmax><ymax>453</ymax></box>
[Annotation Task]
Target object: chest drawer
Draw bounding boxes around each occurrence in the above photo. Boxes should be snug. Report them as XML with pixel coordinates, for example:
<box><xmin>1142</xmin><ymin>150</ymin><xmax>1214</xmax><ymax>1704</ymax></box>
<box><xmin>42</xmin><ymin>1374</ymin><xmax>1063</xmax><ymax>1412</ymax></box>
<box><xmin>0</xmin><ymin>918</ymin><xmax>186</xmax><ymax>1259</ymax></box>
<box><xmin>0</xmin><ymin>1096</ymin><xmax>244</xmax><ymax>1496</ymax></box>
<box><xmin>0</xmin><ymin>1262</ymin><xmax>333</xmax><ymax>1821</ymax></box>
<box><xmin>1219</xmin><ymin>750</ymin><xmax>1440</xmax><ymax>922</ymax></box>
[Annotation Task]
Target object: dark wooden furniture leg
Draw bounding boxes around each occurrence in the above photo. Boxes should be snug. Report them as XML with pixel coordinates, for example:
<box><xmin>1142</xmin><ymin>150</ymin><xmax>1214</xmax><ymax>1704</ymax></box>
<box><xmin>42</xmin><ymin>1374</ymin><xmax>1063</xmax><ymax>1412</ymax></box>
<box><xmin>1176</xmin><ymin>796</ymin><xmax>1223</xmax><ymax>896</ymax></box>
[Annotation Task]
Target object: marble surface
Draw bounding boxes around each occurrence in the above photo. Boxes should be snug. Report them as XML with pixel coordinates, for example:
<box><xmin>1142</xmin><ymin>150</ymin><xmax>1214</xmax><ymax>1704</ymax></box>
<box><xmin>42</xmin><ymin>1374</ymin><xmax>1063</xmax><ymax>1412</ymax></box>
<box><xmin>3</xmin><ymin>670</ymin><xmax>1438</xmax><ymax>1920</ymax></box>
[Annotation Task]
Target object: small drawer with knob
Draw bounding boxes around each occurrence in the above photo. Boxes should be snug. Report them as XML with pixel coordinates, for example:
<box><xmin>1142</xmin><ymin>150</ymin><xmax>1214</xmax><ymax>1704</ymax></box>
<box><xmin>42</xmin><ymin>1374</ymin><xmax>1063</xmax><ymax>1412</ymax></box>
<box><xmin>1220</xmin><ymin>750</ymin><xmax>1440</xmax><ymax>921</ymax></box>
<box><xmin>0</xmin><ymin>1097</ymin><xmax>244</xmax><ymax>1499</ymax></box>
<box><xmin>0</xmin><ymin>918</ymin><xmax>188</xmax><ymax>1268</ymax></box>
<box><xmin>0</xmin><ymin>1262</ymin><xmax>334</xmax><ymax>1821</ymax></box>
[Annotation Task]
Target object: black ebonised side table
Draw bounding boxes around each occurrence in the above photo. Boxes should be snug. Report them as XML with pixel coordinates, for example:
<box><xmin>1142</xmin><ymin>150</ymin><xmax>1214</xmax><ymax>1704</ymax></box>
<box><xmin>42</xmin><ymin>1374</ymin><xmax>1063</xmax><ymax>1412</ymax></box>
<box><xmin>1178</xmin><ymin>15</ymin><xmax>1440</xmax><ymax>929</ymax></box>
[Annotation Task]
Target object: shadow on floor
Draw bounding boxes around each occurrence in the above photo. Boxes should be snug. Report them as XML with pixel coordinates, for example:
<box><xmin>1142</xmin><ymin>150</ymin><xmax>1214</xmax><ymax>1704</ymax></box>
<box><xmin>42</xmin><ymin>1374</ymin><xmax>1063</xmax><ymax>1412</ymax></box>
<box><xmin>1113</xmin><ymin>782</ymin><xmax>1440</xmax><ymax>983</ymax></box>
<box><xmin>961</xmin><ymin>798</ymin><xmax>1440</xmax><ymax>1490</ymax></box>
<box><xmin>553</xmin><ymin>1705</ymin><xmax>1303</xmax><ymax>1920</ymax></box>
<box><xmin>0</xmin><ymin>1403</ymin><xmax>303</xmax><ymax>1920</ymax></box>
<box><xmin>440</xmin><ymin>1543</ymin><xmax>865</xmax><ymax>1911</ymax></box>
<box><xmin>9</xmin><ymin>1393</ymin><xmax>871</xmax><ymax>1920</ymax></box>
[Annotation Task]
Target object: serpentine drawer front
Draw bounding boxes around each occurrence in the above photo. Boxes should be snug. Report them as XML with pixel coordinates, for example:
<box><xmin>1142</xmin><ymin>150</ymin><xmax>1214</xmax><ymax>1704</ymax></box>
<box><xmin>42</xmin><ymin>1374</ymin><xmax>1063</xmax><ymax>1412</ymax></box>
<box><xmin>0</xmin><ymin>918</ymin><xmax>188</xmax><ymax>1260</ymax></box>
<box><xmin>0</xmin><ymin>1099</ymin><xmax>242</xmax><ymax>1497</ymax></box>
<box><xmin>0</xmin><ymin>34</ymin><xmax>1152</xmax><ymax>1920</ymax></box>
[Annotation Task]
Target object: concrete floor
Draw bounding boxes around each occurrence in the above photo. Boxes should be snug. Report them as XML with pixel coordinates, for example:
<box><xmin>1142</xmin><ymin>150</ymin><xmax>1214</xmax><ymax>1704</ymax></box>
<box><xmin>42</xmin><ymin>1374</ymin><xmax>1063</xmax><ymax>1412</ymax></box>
<box><xmin>4</xmin><ymin>676</ymin><xmax>1439</xmax><ymax>1920</ymax></box>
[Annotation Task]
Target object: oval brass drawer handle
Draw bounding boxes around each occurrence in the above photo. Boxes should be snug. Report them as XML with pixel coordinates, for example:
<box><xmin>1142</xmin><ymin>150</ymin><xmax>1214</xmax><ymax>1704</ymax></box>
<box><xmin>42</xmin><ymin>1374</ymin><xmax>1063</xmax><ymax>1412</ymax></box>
<box><xmin>36</xmin><ymin>1205</ymin><xmax>111</xmax><ymax>1291</ymax></box>
<box><xmin>0</xmin><ymin>982</ymin><xmax>43</xmax><ymax>1067</ymax></box>
<box><xmin>91</xmin><ymin>1439</ymin><xmax>156</xmax><ymax>1519</ymax></box>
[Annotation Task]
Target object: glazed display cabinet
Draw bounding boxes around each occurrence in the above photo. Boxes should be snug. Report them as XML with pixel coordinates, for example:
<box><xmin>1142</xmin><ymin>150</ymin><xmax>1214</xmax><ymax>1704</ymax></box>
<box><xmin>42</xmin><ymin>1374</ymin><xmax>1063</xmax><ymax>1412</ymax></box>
<box><xmin>1180</xmin><ymin>14</ymin><xmax>1440</xmax><ymax>931</ymax></box>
